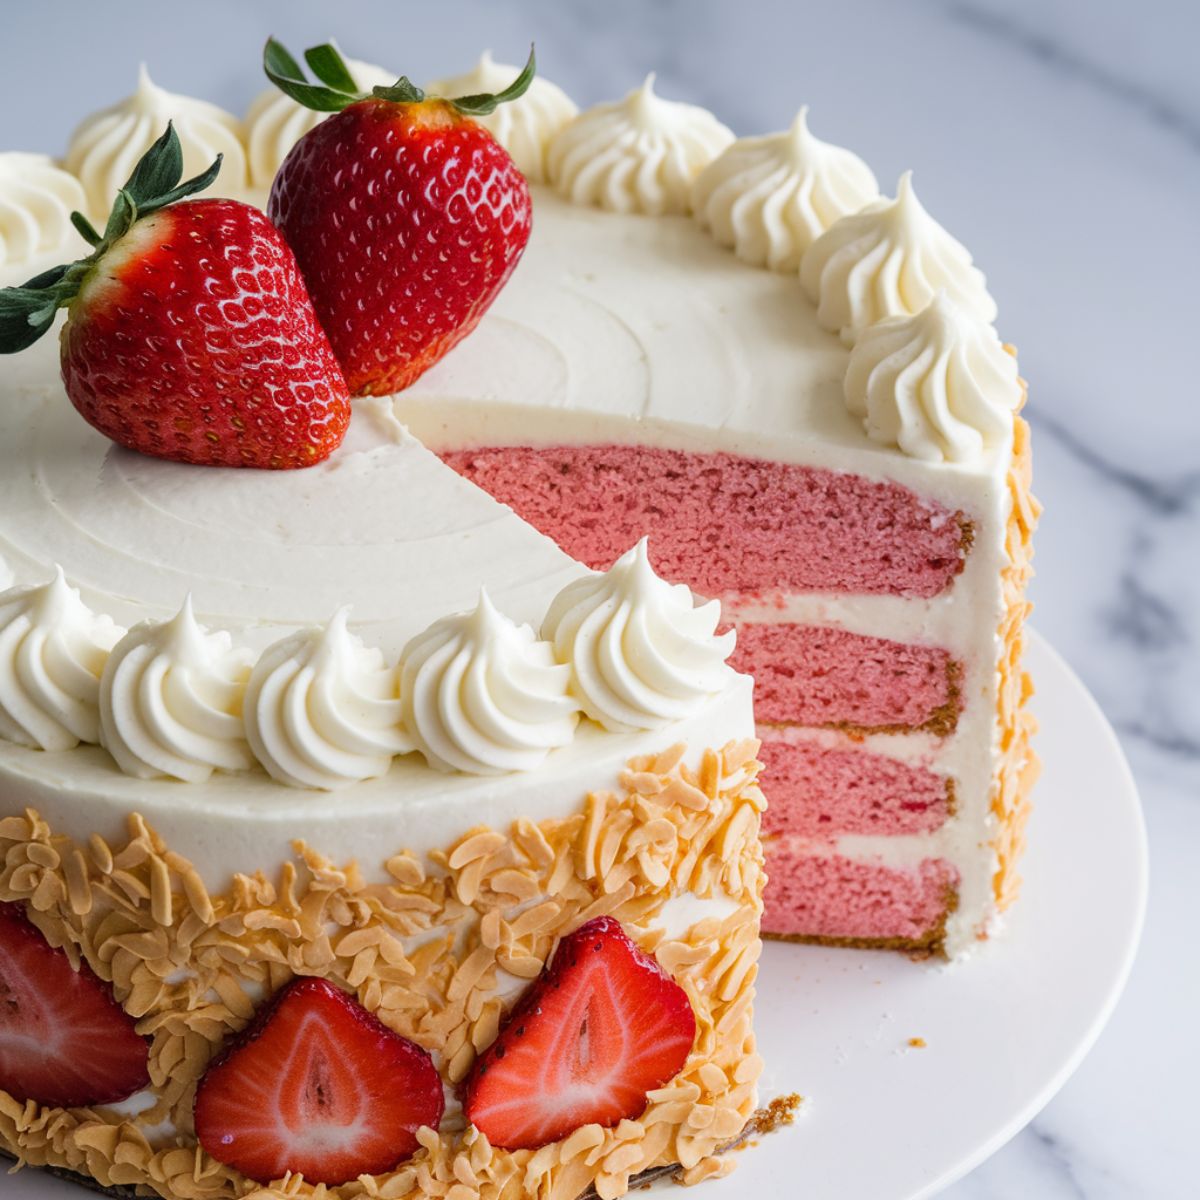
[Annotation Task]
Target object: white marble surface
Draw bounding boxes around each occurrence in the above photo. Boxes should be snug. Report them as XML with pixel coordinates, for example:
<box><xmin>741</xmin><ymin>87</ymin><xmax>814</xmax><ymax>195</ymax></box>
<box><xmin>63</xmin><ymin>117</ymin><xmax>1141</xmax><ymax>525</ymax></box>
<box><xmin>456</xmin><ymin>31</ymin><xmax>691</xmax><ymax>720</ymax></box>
<box><xmin>2</xmin><ymin>1</ymin><xmax>1195</xmax><ymax>1196</ymax></box>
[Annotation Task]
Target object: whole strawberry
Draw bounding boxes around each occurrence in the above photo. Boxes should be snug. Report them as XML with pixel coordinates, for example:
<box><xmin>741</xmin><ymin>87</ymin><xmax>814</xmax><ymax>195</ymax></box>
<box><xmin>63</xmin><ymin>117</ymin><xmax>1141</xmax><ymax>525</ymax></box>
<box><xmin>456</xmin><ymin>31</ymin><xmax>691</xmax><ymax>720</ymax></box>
<box><xmin>264</xmin><ymin>39</ymin><xmax>535</xmax><ymax>395</ymax></box>
<box><xmin>0</xmin><ymin>125</ymin><xmax>350</xmax><ymax>469</ymax></box>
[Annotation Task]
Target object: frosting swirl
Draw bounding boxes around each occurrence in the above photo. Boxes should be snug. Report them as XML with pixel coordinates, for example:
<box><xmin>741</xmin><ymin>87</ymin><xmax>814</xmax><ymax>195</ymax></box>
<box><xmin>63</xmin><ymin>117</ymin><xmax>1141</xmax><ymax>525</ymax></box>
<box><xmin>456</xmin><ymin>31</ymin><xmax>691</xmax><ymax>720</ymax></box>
<box><xmin>426</xmin><ymin>51</ymin><xmax>577</xmax><ymax>184</ymax></box>
<box><xmin>399</xmin><ymin>590</ymin><xmax>578</xmax><ymax>774</ymax></box>
<box><xmin>0</xmin><ymin>154</ymin><xmax>89</xmax><ymax>268</ymax></box>
<box><xmin>245</xmin><ymin>57</ymin><xmax>397</xmax><ymax>189</ymax></box>
<box><xmin>844</xmin><ymin>291</ymin><xmax>1022</xmax><ymax>463</ymax></box>
<box><xmin>65</xmin><ymin>65</ymin><xmax>248</xmax><ymax>217</ymax></box>
<box><xmin>800</xmin><ymin>171</ymin><xmax>997</xmax><ymax>345</ymax></box>
<box><xmin>692</xmin><ymin>108</ymin><xmax>878</xmax><ymax>272</ymax></box>
<box><xmin>547</xmin><ymin>74</ymin><xmax>733</xmax><ymax>215</ymax></box>
<box><xmin>541</xmin><ymin>539</ymin><xmax>735</xmax><ymax>733</ymax></box>
<box><xmin>0</xmin><ymin>568</ymin><xmax>123</xmax><ymax>751</ymax></box>
<box><xmin>99</xmin><ymin>598</ymin><xmax>253</xmax><ymax>782</ymax></box>
<box><xmin>244</xmin><ymin>609</ymin><xmax>411</xmax><ymax>790</ymax></box>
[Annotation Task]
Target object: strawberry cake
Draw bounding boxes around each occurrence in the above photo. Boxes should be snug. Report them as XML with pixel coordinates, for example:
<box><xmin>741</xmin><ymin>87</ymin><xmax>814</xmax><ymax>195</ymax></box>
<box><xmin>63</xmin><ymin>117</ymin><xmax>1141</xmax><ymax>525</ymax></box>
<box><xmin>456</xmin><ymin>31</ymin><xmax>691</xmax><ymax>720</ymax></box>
<box><xmin>0</xmin><ymin>39</ymin><xmax>1036</xmax><ymax>1200</ymax></box>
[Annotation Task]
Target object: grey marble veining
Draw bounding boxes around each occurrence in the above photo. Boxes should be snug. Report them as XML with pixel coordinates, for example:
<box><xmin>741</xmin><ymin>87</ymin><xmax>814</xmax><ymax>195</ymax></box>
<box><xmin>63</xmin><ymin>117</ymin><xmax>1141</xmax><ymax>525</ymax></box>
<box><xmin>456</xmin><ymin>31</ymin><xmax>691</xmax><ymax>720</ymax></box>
<box><xmin>2</xmin><ymin>1</ymin><xmax>1196</xmax><ymax>1196</ymax></box>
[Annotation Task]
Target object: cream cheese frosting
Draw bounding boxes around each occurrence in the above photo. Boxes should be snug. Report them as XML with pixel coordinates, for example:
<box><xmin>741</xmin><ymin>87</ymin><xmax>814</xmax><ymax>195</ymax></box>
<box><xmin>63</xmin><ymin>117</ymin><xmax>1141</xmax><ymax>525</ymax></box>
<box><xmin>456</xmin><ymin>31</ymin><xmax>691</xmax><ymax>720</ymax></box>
<box><xmin>399</xmin><ymin>590</ymin><xmax>578</xmax><ymax>774</ymax></box>
<box><xmin>0</xmin><ymin>567</ymin><xmax>123</xmax><ymax>751</ymax></box>
<box><xmin>546</xmin><ymin>75</ymin><xmax>733</xmax><ymax>215</ymax></box>
<box><xmin>245</xmin><ymin>56</ymin><xmax>398</xmax><ymax>188</ymax></box>
<box><xmin>99</xmin><ymin>597</ymin><xmax>254</xmax><ymax>783</ymax></box>
<box><xmin>426</xmin><ymin>51</ymin><xmax>577</xmax><ymax>184</ymax></box>
<box><xmin>541</xmin><ymin>540</ymin><xmax>736</xmax><ymax>733</ymax></box>
<box><xmin>244</xmin><ymin>609</ymin><xmax>412</xmax><ymax>791</ymax></box>
<box><xmin>691</xmin><ymin>108</ymin><xmax>878</xmax><ymax>272</ymax></box>
<box><xmin>800</xmin><ymin>170</ymin><xmax>997</xmax><ymax>345</ymax></box>
<box><xmin>0</xmin><ymin>153</ymin><xmax>88</xmax><ymax>268</ymax></box>
<box><xmin>64</xmin><ymin>65</ymin><xmax>248</xmax><ymax>217</ymax></box>
<box><xmin>844</xmin><ymin>290</ymin><xmax>1022</xmax><ymax>463</ymax></box>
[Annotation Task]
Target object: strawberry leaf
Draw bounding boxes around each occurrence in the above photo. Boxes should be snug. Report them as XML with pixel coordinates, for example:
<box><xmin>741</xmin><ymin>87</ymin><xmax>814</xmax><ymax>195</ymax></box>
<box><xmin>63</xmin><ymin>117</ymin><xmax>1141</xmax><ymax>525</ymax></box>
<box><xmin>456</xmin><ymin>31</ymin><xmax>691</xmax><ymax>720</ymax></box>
<box><xmin>446</xmin><ymin>45</ymin><xmax>536</xmax><ymax>116</ymax></box>
<box><xmin>264</xmin><ymin>37</ymin><xmax>362</xmax><ymax>113</ymax></box>
<box><xmin>304</xmin><ymin>44</ymin><xmax>359</xmax><ymax>94</ymax></box>
<box><xmin>124</xmin><ymin>123</ymin><xmax>183</xmax><ymax>210</ymax></box>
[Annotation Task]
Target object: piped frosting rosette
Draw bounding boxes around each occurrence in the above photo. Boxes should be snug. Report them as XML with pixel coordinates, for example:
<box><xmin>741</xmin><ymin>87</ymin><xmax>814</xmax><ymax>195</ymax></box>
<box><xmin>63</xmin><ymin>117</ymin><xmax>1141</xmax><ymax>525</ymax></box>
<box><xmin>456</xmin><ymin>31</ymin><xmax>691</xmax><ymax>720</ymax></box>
<box><xmin>541</xmin><ymin>539</ymin><xmax>736</xmax><ymax>733</ymax></box>
<box><xmin>0</xmin><ymin>154</ymin><xmax>89</xmax><ymax>269</ymax></box>
<box><xmin>399</xmin><ymin>590</ymin><xmax>579</xmax><ymax>774</ymax></box>
<box><xmin>99</xmin><ymin>597</ymin><xmax>254</xmax><ymax>782</ymax></box>
<box><xmin>0</xmin><ymin>568</ymin><xmax>124</xmax><ymax>751</ymax></box>
<box><xmin>844</xmin><ymin>290</ymin><xmax>1023</xmax><ymax>463</ymax></box>
<box><xmin>245</xmin><ymin>55</ymin><xmax>398</xmax><ymax>188</ymax></box>
<box><xmin>692</xmin><ymin>108</ymin><xmax>878</xmax><ymax>272</ymax></box>
<box><xmin>426</xmin><ymin>51</ymin><xmax>577</xmax><ymax>184</ymax></box>
<box><xmin>547</xmin><ymin>74</ymin><xmax>733</xmax><ymax>215</ymax></box>
<box><xmin>244</xmin><ymin>609</ymin><xmax>412</xmax><ymax>790</ymax></box>
<box><xmin>65</xmin><ymin>65</ymin><xmax>247</xmax><ymax>216</ymax></box>
<box><xmin>801</xmin><ymin>170</ymin><xmax>996</xmax><ymax>345</ymax></box>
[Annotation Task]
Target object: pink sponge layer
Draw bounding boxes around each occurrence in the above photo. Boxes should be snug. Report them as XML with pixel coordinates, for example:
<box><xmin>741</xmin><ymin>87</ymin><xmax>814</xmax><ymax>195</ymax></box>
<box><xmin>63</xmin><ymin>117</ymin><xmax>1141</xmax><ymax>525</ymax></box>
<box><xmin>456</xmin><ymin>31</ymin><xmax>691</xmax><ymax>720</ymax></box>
<box><xmin>733</xmin><ymin>624</ymin><xmax>963</xmax><ymax>733</ymax></box>
<box><xmin>441</xmin><ymin>444</ymin><xmax>969</xmax><ymax>598</ymax></box>
<box><xmin>759</xmin><ymin>738</ymin><xmax>952</xmax><ymax>838</ymax></box>
<box><xmin>763</xmin><ymin>847</ymin><xmax>959</xmax><ymax>945</ymax></box>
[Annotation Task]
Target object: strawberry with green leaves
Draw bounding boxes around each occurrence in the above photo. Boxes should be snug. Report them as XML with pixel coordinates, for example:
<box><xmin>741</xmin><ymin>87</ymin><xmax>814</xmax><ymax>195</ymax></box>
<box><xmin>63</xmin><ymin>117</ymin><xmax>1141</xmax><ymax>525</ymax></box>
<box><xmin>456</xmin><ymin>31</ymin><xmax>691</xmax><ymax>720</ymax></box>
<box><xmin>0</xmin><ymin>125</ymin><xmax>350</xmax><ymax>469</ymax></box>
<box><xmin>264</xmin><ymin>39</ymin><xmax>535</xmax><ymax>396</ymax></box>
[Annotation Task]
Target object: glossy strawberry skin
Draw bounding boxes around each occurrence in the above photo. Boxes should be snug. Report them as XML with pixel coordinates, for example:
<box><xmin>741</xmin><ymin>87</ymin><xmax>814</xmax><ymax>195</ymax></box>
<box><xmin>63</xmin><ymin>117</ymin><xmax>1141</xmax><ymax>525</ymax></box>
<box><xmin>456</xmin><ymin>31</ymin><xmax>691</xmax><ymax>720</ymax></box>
<box><xmin>60</xmin><ymin>198</ymin><xmax>351</xmax><ymax>469</ymax></box>
<box><xmin>463</xmin><ymin>916</ymin><xmax>697</xmax><ymax>1150</ymax></box>
<box><xmin>194</xmin><ymin>976</ymin><xmax>443</xmax><ymax>1186</ymax></box>
<box><xmin>269</xmin><ymin>98</ymin><xmax>532</xmax><ymax>396</ymax></box>
<box><xmin>0</xmin><ymin>901</ymin><xmax>150</xmax><ymax>1108</ymax></box>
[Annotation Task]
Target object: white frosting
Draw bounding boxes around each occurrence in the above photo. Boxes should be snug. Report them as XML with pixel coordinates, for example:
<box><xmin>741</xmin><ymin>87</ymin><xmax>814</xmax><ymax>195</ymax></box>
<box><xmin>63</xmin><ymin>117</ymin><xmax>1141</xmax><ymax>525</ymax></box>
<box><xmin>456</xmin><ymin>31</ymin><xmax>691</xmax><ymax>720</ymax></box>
<box><xmin>800</xmin><ymin>171</ymin><xmax>997</xmax><ymax>345</ymax></box>
<box><xmin>844</xmin><ymin>291</ymin><xmax>1022</xmax><ymax>463</ymax></box>
<box><xmin>244</xmin><ymin>609</ymin><xmax>412</xmax><ymax>791</ymax></box>
<box><xmin>0</xmin><ymin>154</ymin><xmax>88</xmax><ymax>267</ymax></box>
<box><xmin>0</xmin><ymin>568</ymin><xmax>123</xmax><ymax>751</ymax></box>
<box><xmin>245</xmin><ymin>57</ymin><xmax>397</xmax><ymax>189</ymax></box>
<box><xmin>541</xmin><ymin>540</ymin><xmax>735</xmax><ymax>733</ymax></box>
<box><xmin>692</xmin><ymin>108</ymin><xmax>878</xmax><ymax>272</ymax></box>
<box><xmin>547</xmin><ymin>75</ymin><xmax>733</xmax><ymax>215</ymax></box>
<box><xmin>426</xmin><ymin>51</ymin><xmax>577</xmax><ymax>184</ymax></box>
<box><xmin>99</xmin><ymin>598</ymin><xmax>253</xmax><ymax>783</ymax></box>
<box><xmin>64</xmin><ymin>65</ymin><xmax>248</xmax><ymax>216</ymax></box>
<box><xmin>399</xmin><ymin>590</ymin><xmax>578</xmax><ymax>774</ymax></box>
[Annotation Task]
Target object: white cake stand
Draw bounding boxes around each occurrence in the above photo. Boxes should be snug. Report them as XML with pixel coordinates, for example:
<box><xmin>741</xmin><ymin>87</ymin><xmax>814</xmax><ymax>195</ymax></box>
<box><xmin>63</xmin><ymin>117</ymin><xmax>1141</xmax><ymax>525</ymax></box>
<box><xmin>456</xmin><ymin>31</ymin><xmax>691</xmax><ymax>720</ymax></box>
<box><xmin>8</xmin><ymin>630</ymin><xmax>1146</xmax><ymax>1200</ymax></box>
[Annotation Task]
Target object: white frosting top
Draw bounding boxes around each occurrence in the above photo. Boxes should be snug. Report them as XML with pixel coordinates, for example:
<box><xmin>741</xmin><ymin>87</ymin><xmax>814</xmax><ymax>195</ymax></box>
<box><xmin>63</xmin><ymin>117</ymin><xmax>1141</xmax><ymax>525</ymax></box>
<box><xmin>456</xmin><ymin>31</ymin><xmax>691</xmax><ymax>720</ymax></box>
<box><xmin>245</xmin><ymin>56</ymin><xmax>397</xmax><ymax>189</ymax></box>
<box><xmin>547</xmin><ymin>74</ymin><xmax>733</xmax><ymax>215</ymax></box>
<box><xmin>844</xmin><ymin>291</ymin><xmax>1023</xmax><ymax>463</ymax></box>
<box><xmin>244</xmin><ymin>609</ymin><xmax>412</xmax><ymax>791</ymax></box>
<box><xmin>692</xmin><ymin>108</ymin><xmax>878</xmax><ymax>272</ymax></box>
<box><xmin>426</xmin><ymin>51</ymin><xmax>578</xmax><ymax>184</ymax></box>
<box><xmin>99</xmin><ymin>598</ymin><xmax>254</xmax><ymax>783</ymax></box>
<box><xmin>399</xmin><ymin>590</ymin><xmax>578</xmax><ymax>774</ymax></box>
<box><xmin>0</xmin><ymin>153</ymin><xmax>88</xmax><ymax>268</ymax></box>
<box><xmin>64</xmin><ymin>65</ymin><xmax>248</xmax><ymax>216</ymax></box>
<box><xmin>0</xmin><ymin>568</ymin><xmax>123</xmax><ymax>752</ymax></box>
<box><xmin>800</xmin><ymin>171</ymin><xmax>997</xmax><ymax>345</ymax></box>
<box><xmin>541</xmin><ymin>540</ymin><xmax>736</xmax><ymax>733</ymax></box>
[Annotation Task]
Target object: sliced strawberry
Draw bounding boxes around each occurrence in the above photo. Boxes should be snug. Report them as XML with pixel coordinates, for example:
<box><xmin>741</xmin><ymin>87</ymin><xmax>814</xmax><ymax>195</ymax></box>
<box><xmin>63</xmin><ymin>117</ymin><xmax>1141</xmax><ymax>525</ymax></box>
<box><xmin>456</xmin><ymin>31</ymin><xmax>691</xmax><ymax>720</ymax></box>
<box><xmin>0</xmin><ymin>901</ymin><xmax>150</xmax><ymax>1107</ymax></box>
<box><xmin>463</xmin><ymin>916</ymin><xmax>696</xmax><ymax>1150</ymax></box>
<box><xmin>194</xmin><ymin>977</ymin><xmax>443</xmax><ymax>1186</ymax></box>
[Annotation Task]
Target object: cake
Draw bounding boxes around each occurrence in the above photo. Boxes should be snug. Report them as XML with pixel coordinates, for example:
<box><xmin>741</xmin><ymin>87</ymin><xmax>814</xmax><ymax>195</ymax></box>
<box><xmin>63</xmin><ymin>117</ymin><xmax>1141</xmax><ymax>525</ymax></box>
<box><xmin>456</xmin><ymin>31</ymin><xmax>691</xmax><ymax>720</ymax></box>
<box><xmin>0</xmin><ymin>41</ymin><xmax>1037</xmax><ymax>1200</ymax></box>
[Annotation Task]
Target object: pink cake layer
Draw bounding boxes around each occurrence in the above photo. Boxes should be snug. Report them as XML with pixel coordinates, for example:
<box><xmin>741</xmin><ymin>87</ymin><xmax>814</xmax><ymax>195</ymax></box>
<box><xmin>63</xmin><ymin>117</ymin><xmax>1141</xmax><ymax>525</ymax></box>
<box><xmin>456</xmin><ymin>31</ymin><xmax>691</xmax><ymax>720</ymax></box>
<box><xmin>732</xmin><ymin>624</ymin><xmax>963</xmax><ymax>733</ymax></box>
<box><xmin>759</xmin><ymin>738</ymin><xmax>952</xmax><ymax>838</ymax></box>
<box><xmin>441</xmin><ymin>444</ymin><xmax>970</xmax><ymax>598</ymax></box>
<box><xmin>762</xmin><ymin>847</ymin><xmax>959</xmax><ymax>947</ymax></box>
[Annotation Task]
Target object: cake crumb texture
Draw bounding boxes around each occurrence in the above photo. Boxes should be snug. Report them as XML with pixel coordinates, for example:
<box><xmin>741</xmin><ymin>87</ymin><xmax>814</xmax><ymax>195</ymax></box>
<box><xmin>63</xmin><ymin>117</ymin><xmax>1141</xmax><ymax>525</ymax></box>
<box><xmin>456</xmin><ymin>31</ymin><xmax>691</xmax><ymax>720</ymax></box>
<box><xmin>0</xmin><ymin>739</ymin><xmax>765</xmax><ymax>1200</ymax></box>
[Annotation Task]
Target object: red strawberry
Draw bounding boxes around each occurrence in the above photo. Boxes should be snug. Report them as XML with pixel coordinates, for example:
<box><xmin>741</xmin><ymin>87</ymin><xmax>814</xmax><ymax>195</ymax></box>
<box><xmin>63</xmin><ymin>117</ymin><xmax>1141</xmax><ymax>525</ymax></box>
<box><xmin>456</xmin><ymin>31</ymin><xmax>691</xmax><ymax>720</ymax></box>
<box><xmin>463</xmin><ymin>916</ymin><xmax>696</xmax><ymax>1150</ymax></box>
<box><xmin>0</xmin><ymin>901</ymin><xmax>150</xmax><ymax>1107</ymax></box>
<box><xmin>194</xmin><ymin>977</ymin><xmax>443</xmax><ymax>1186</ymax></box>
<box><xmin>264</xmin><ymin>39</ymin><xmax>534</xmax><ymax>396</ymax></box>
<box><xmin>0</xmin><ymin>124</ymin><xmax>350</xmax><ymax>469</ymax></box>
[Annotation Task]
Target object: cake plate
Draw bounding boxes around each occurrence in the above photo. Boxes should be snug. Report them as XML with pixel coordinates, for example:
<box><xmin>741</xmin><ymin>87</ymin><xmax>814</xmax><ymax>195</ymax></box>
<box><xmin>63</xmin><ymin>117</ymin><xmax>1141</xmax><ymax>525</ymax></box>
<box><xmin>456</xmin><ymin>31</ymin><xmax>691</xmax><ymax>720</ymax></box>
<box><xmin>8</xmin><ymin>630</ymin><xmax>1146</xmax><ymax>1200</ymax></box>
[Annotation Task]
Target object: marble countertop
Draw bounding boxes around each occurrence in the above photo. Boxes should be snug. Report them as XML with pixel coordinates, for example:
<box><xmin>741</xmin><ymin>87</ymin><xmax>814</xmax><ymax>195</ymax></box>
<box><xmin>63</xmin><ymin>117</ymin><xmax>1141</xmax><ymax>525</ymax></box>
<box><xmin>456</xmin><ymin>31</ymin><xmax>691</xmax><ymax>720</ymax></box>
<box><xmin>3</xmin><ymin>1</ymin><xmax>1195</xmax><ymax>1196</ymax></box>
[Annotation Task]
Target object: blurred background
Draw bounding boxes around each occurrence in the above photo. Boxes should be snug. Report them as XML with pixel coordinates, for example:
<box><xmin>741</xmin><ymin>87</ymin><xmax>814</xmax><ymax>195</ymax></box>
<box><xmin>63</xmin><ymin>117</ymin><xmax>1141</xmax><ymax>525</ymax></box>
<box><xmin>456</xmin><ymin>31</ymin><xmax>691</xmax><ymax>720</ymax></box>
<box><xmin>5</xmin><ymin>2</ymin><xmax>1195</xmax><ymax>1196</ymax></box>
